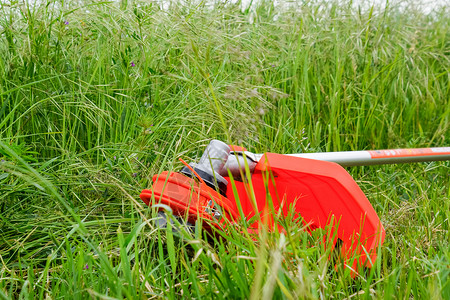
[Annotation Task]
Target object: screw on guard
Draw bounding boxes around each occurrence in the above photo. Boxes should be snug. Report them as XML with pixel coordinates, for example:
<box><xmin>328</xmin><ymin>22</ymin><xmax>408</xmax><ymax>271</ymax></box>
<box><xmin>140</xmin><ymin>140</ymin><xmax>450</xmax><ymax>271</ymax></box>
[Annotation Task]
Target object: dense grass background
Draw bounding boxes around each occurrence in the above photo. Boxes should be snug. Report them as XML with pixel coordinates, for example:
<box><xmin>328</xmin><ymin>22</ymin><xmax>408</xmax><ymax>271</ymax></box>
<box><xmin>0</xmin><ymin>0</ymin><xmax>449</xmax><ymax>298</ymax></box>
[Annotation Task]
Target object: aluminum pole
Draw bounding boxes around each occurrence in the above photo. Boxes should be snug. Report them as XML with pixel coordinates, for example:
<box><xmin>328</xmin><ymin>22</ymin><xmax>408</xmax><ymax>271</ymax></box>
<box><xmin>251</xmin><ymin>147</ymin><xmax>450</xmax><ymax>167</ymax></box>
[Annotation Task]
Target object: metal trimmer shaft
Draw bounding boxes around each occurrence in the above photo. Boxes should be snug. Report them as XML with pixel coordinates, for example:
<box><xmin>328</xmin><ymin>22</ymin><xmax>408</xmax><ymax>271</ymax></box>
<box><xmin>251</xmin><ymin>147</ymin><xmax>450</xmax><ymax>167</ymax></box>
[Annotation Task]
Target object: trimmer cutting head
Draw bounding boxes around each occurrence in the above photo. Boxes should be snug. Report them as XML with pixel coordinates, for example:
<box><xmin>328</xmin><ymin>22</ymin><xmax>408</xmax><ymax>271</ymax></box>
<box><xmin>140</xmin><ymin>140</ymin><xmax>386</xmax><ymax>271</ymax></box>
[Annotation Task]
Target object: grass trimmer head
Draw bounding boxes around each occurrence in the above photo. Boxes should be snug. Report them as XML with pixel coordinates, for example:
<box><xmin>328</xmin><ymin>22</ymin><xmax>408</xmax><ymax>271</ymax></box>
<box><xmin>140</xmin><ymin>140</ymin><xmax>450</xmax><ymax>271</ymax></box>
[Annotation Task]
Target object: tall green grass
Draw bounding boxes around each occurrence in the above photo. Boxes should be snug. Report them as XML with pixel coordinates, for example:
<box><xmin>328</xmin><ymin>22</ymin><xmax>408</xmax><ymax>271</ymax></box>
<box><xmin>0</xmin><ymin>0</ymin><xmax>449</xmax><ymax>298</ymax></box>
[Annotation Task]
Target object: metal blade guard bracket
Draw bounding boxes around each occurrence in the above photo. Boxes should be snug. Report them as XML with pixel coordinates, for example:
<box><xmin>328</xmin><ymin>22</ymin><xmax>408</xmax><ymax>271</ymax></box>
<box><xmin>140</xmin><ymin>140</ymin><xmax>386</xmax><ymax>270</ymax></box>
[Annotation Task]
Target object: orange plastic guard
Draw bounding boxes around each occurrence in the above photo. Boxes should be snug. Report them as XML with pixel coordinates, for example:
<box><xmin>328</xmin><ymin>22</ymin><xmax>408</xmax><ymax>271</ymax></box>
<box><xmin>225</xmin><ymin>153</ymin><xmax>385</xmax><ymax>269</ymax></box>
<box><xmin>140</xmin><ymin>153</ymin><xmax>385</xmax><ymax>270</ymax></box>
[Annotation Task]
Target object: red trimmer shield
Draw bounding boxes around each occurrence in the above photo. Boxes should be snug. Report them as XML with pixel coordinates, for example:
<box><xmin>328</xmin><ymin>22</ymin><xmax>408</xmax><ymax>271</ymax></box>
<box><xmin>224</xmin><ymin>153</ymin><xmax>385</xmax><ymax>269</ymax></box>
